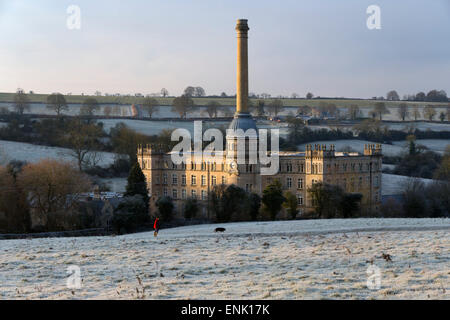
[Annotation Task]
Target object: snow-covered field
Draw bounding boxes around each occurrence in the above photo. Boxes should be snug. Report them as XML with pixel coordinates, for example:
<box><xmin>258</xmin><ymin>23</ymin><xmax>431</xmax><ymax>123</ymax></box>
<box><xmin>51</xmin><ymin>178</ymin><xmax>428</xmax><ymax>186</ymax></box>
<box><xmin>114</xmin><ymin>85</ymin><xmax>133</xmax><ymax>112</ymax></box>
<box><xmin>0</xmin><ymin>140</ymin><xmax>116</xmax><ymax>167</ymax></box>
<box><xmin>392</xmin><ymin>139</ymin><xmax>450</xmax><ymax>154</ymax></box>
<box><xmin>0</xmin><ymin>103</ymin><xmax>133</xmax><ymax>117</ymax></box>
<box><xmin>0</xmin><ymin>218</ymin><xmax>448</xmax><ymax>300</ymax></box>
<box><xmin>100</xmin><ymin>119</ymin><xmax>230</xmax><ymax>136</ymax></box>
<box><xmin>382</xmin><ymin>174</ymin><xmax>433</xmax><ymax>195</ymax></box>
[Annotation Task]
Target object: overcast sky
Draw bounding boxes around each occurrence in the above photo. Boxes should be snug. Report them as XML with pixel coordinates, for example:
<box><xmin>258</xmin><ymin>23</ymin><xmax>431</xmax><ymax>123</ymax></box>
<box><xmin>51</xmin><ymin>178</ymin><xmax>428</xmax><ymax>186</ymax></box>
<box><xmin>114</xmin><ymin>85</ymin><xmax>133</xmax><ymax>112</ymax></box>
<box><xmin>1</xmin><ymin>0</ymin><xmax>449</xmax><ymax>98</ymax></box>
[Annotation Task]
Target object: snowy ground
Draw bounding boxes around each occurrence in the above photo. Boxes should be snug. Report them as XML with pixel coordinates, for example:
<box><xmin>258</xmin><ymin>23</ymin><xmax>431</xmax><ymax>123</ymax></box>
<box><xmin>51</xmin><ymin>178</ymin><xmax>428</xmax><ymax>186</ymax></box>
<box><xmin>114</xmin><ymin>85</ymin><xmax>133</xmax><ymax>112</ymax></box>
<box><xmin>381</xmin><ymin>174</ymin><xmax>433</xmax><ymax>195</ymax></box>
<box><xmin>0</xmin><ymin>218</ymin><xmax>448</xmax><ymax>300</ymax></box>
<box><xmin>0</xmin><ymin>140</ymin><xmax>116</xmax><ymax>167</ymax></box>
<box><xmin>392</xmin><ymin>139</ymin><xmax>449</xmax><ymax>154</ymax></box>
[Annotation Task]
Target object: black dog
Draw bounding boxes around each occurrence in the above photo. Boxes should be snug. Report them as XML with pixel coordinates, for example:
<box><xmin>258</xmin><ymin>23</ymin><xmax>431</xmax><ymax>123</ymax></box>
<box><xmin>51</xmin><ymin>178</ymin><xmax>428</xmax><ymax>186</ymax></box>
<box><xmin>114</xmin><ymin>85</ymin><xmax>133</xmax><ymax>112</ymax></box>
<box><xmin>214</xmin><ymin>227</ymin><xmax>226</xmax><ymax>233</ymax></box>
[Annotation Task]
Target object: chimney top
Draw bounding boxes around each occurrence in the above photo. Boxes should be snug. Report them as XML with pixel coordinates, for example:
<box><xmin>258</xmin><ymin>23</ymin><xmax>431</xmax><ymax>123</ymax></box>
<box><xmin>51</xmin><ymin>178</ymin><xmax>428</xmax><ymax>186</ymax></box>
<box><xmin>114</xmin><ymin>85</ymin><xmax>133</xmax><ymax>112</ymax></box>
<box><xmin>236</xmin><ymin>19</ymin><xmax>249</xmax><ymax>32</ymax></box>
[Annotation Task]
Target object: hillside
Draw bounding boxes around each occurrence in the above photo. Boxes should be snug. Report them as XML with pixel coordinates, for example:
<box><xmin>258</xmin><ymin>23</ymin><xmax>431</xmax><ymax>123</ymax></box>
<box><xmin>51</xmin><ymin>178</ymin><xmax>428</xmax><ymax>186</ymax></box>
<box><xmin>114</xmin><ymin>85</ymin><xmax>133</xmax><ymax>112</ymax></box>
<box><xmin>1</xmin><ymin>91</ymin><xmax>448</xmax><ymax>108</ymax></box>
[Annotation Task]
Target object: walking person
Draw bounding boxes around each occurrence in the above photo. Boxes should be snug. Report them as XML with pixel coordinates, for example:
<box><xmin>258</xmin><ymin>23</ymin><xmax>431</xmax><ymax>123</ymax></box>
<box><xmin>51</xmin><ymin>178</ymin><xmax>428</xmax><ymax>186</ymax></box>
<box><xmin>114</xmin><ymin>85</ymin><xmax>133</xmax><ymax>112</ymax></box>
<box><xmin>153</xmin><ymin>217</ymin><xmax>160</xmax><ymax>237</ymax></box>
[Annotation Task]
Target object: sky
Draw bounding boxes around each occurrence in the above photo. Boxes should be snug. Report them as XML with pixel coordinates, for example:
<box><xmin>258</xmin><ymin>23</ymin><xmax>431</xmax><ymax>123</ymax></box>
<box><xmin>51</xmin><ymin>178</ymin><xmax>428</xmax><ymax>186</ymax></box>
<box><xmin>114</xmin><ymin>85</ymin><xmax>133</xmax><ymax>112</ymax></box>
<box><xmin>0</xmin><ymin>0</ymin><xmax>449</xmax><ymax>98</ymax></box>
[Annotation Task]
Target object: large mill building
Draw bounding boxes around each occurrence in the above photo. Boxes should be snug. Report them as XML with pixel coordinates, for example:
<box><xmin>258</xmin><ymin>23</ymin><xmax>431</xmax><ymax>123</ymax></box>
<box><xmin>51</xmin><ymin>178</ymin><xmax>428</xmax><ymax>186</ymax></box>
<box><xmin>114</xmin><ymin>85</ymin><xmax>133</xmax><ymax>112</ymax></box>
<box><xmin>138</xmin><ymin>19</ymin><xmax>382</xmax><ymax>219</ymax></box>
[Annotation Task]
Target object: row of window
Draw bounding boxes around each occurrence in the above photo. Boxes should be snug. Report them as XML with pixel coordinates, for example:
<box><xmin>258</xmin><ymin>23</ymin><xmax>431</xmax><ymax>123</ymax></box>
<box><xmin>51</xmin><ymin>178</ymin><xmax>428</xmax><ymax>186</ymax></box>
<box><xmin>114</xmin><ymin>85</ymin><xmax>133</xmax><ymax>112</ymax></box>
<box><xmin>163</xmin><ymin>188</ymin><xmax>208</xmax><ymax>200</ymax></box>
<box><xmin>155</xmin><ymin>174</ymin><xmax>226</xmax><ymax>186</ymax></box>
<box><xmin>275</xmin><ymin>175</ymin><xmax>380</xmax><ymax>191</ymax></box>
<box><xmin>277</xmin><ymin>161</ymin><xmax>381</xmax><ymax>174</ymax></box>
<box><xmin>141</xmin><ymin>159</ymin><xmax>226</xmax><ymax>171</ymax></box>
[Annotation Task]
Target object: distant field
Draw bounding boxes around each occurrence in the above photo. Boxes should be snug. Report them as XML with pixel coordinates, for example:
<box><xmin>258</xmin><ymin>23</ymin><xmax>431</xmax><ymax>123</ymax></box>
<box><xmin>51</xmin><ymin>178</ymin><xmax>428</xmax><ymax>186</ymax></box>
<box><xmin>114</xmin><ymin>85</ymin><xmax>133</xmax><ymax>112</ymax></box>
<box><xmin>1</xmin><ymin>91</ymin><xmax>448</xmax><ymax>108</ymax></box>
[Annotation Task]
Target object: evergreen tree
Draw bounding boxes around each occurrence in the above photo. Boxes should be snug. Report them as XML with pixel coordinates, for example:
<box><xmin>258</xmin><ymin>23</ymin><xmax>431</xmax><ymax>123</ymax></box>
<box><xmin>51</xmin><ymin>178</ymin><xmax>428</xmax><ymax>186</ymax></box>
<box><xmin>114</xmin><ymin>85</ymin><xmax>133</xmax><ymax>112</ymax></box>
<box><xmin>248</xmin><ymin>193</ymin><xmax>261</xmax><ymax>221</ymax></box>
<box><xmin>125</xmin><ymin>162</ymin><xmax>149</xmax><ymax>209</ymax></box>
<box><xmin>283</xmin><ymin>192</ymin><xmax>298</xmax><ymax>219</ymax></box>
<box><xmin>262</xmin><ymin>180</ymin><xmax>286</xmax><ymax>220</ymax></box>
<box><xmin>156</xmin><ymin>196</ymin><xmax>174</xmax><ymax>222</ymax></box>
<box><xmin>184</xmin><ymin>197</ymin><xmax>199</xmax><ymax>219</ymax></box>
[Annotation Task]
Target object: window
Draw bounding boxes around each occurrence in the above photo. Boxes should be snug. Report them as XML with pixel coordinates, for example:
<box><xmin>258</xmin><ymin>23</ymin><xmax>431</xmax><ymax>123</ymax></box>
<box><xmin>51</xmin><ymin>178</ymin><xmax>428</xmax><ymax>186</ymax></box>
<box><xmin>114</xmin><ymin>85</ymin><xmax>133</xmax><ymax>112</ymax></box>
<box><xmin>172</xmin><ymin>189</ymin><xmax>178</xmax><ymax>199</ymax></box>
<box><xmin>300</xmin><ymin>164</ymin><xmax>304</xmax><ymax>173</ymax></box>
<box><xmin>211</xmin><ymin>176</ymin><xmax>217</xmax><ymax>186</ymax></box>
<box><xmin>359</xmin><ymin>176</ymin><xmax>363</xmax><ymax>187</ymax></box>
<box><xmin>163</xmin><ymin>188</ymin><xmax>168</xmax><ymax>197</ymax></box>
<box><xmin>212</xmin><ymin>163</ymin><xmax>216</xmax><ymax>171</ymax></box>
<box><xmin>287</xmin><ymin>163</ymin><xmax>292</xmax><ymax>172</ymax></box>
<box><xmin>287</xmin><ymin>177</ymin><xmax>292</xmax><ymax>189</ymax></box>
<box><xmin>172</xmin><ymin>174</ymin><xmax>178</xmax><ymax>185</ymax></box>
<box><xmin>297</xmin><ymin>195</ymin><xmax>303</xmax><ymax>206</ymax></box>
<box><xmin>191</xmin><ymin>175</ymin><xmax>196</xmax><ymax>185</ymax></box>
<box><xmin>297</xmin><ymin>178</ymin><xmax>303</xmax><ymax>189</ymax></box>
<box><xmin>191</xmin><ymin>189</ymin><xmax>197</xmax><ymax>199</ymax></box>
<box><xmin>181</xmin><ymin>174</ymin><xmax>186</xmax><ymax>186</ymax></box>
<box><xmin>201</xmin><ymin>162</ymin><xmax>206</xmax><ymax>170</ymax></box>
<box><xmin>155</xmin><ymin>176</ymin><xmax>160</xmax><ymax>184</ymax></box>
<box><xmin>245</xmin><ymin>184</ymin><xmax>252</xmax><ymax>192</ymax></box>
<box><xmin>222</xmin><ymin>176</ymin><xmax>226</xmax><ymax>185</ymax></box>
<box><xmin>201</xmin><ymin>175</ymin><xmax>206</xmax><ymax>186</ymax></box>
<box><xmin>172</xmin><ymin>162</ymin><xmax>176</xmax><ymax>169</ymax></box>
<box><xmin>163</xmin><ymin>173</ymin><xmax>168</xmax><ymax>185</ymax></box>
<box><xmin>181</xmin><ymin>189</ymin><xmax>186</xmax><ymax>199</ymax></box>
<box><xmin>201</xmin><ymin>190</ymin><xmax>207</xmax><ymax>200</ymax></box>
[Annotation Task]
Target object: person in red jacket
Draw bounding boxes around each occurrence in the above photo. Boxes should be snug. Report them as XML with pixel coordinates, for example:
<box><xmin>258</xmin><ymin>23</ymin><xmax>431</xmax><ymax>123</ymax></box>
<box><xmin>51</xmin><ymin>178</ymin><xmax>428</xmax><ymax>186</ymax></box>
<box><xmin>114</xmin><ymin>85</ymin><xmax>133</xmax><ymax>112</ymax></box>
<box><xmin>153</xmin><ymin>217</ymin><xmax>160</xmax><ymax>237</ymax></box>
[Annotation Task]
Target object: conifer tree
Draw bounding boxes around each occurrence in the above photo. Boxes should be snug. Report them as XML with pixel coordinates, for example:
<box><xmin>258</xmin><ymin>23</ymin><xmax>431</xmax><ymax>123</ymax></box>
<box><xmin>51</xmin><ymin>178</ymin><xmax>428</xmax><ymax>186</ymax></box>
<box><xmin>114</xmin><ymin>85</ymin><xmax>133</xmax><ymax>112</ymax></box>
<box><xmin>125</xmin><ymin>162</ymin><xmax>149</xmax><ymax>209</ymax></box>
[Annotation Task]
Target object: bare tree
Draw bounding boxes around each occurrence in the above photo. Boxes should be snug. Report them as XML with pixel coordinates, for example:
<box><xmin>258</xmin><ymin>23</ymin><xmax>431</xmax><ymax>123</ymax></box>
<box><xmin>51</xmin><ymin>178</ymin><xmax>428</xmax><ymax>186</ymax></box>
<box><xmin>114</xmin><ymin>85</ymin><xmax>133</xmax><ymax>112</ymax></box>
<box><xmin>412</xmin><ymin>106</ymin><xmax>421</xmax><ymax>121</ymax></box>
<box><xmin>161</xmin><ymin>88</ymin><xmax>169</xmax><ymax>97</ymax></box>
<box><xmin>103</xmin><ymin>105</ymin><xmax>112</xmax><ymax>117</ymax></box>
<box><xmin>255</xmin><ymin>100</ymin><xmax>265</xmax><ymax>116</ymax></box>
<box><xmin>80</xmin><ymin>97</ymin><xmax>100</xmax><ymax>122</ymax></box>
<box><xmin>142</xmin><ymin>97</ymin><xmax>159</xmax><ymax>118</ymax></box>
<box><xmin>204</xmin><ymin>101</ymin><xmax>220</xmax><ymax>118</ymax></box>
<box><xmin>372</xmin><ymin>102</ymin><xmax>390</xmax><ymax>121</ymax></box>
<box><xmin>386</xmin><ymin>90</ymin><xmax>400</xmax><ymax>101</ymax></box>
<box><xmin>13</xmin><ymin>88</ymin><xmax>30</xmax><ymax>115</ymax></box>
<box><xmin>348</xmin><ymin>105</ymin><xmax>360</xmax><ymax>120</ymax></box>
<box><xmin>423</xmin><ymin>105</ymin><xmax>437</xmax><ymax>121</ymax></box>
<box><xmin>172</xmin><ymin>95</ymin><xmax>194</xmax><ymax>119</ymax></box>
<box><xmin>397</xmin><ymin>103</ymin><xmax>409</xmax><ymax>121</ymax></box>
<box><xmin>17</xmin><ymin>160</ymin><xmax>91</xmax><ymax>230</ymax></box>
<box><xmin>184</xmin><ymin>86</ymin><xmax>196</xmax><ymax>97</ymax></box>
<box><xmin>46</xmin><ymin>93</ymin><xmax>68</xmax><ymax>116</ymax></box>
<box><xmin>65</xmin><ymin>118</ymin><xmax>103</xmax><ymax>171</ymax></box>
<box><xmin>267</xmin><ymin>99</ymin><xmax>284</xmax><ymax>117</ymax></box>
<box><xmin>194</xmin><ymin>87</ymin><xmax>206</xmax><ymax>97</ymax></box>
